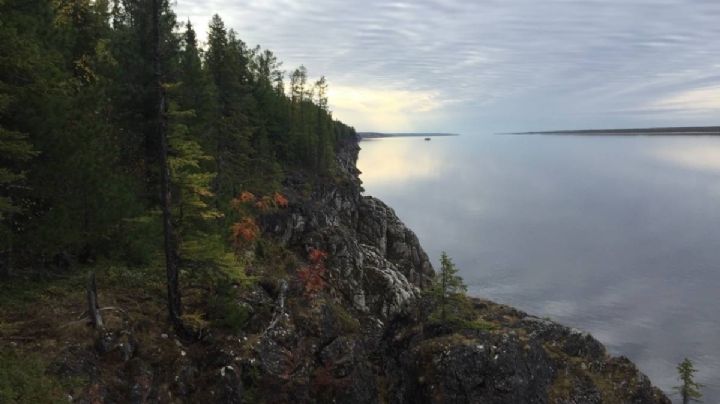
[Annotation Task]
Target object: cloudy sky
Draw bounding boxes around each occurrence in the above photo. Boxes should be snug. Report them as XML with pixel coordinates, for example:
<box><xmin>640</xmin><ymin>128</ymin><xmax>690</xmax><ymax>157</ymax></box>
<box><xmin>174</xmin><ymin>0</ymin><xmax>720</xmax><ymax>133</ymax></box>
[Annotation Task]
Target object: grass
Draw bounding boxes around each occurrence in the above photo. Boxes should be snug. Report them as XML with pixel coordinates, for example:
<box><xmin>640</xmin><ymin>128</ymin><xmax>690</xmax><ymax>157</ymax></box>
<box><xmin>0</xmin><ymin>349</ymin><xmax>68</xmax><ymax>403</ymax></box>
<box><xmin>462</xmin><ymin>318</ymin><xmax>498</xmax><ymax>331</ymax></box>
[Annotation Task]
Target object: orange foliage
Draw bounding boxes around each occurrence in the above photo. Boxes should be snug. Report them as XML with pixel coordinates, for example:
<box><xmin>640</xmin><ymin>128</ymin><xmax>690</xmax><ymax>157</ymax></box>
<box><xmin>308</xmin><ymin>248</ymin><xmax>328</xmax><ymax>264</ymax></box>
<box><xmin>229</xmin><ymin>190</ymin><xmax>289</xmax><ymax>252</ymax></box>
<box><xmin>232</xmin><ymin>217</ymin><xmax>259</xmax><ymax>246</ymax></box>
<box><xmin>240</xmin><ymin>191</ymin><xmax>256</xmax><ymax>203</ymax></box>
<box><xmin>231</xmin><ymin>191</ymin><xmax>256</xmax><ymax>210</ymax></box>
<box><xmin>231</xmin><ymin>190</ymin><xmax>289</xmax><ymax>212</ymax></box>
<box><xmin>298</xmin><ymin>248</ymin><xmax>328</xmax><ymax>298</ymax></box>
<box><xmin>274</xmin><ymin>192</ymin><xmax>289</xmax><ymax>208</ymax></box>
<box><xmin>298</xmin><ymin>265</ymin><xmax>326</xmax><ymax>297</ymax></box>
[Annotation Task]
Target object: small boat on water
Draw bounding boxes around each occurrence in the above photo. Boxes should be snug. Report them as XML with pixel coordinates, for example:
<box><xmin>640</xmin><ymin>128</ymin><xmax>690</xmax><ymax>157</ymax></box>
<box><xmin>424</xmin><ymin>137</ymin><xmax>431</xmax><ymax>141</ymax></box>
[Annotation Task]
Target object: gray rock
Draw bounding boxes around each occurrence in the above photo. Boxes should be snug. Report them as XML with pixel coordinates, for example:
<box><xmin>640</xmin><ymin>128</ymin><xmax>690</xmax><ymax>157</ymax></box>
<box><xmin>260</xmin><ymin>138</ymin><xmax>434</xmax><ymax>320</ymax></box>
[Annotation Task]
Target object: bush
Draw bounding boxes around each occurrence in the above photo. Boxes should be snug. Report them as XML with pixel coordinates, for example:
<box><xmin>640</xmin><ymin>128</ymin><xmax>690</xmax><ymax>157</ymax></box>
<box><xmin>207</xmin><ymin>283</ymin><xmax>251</xmax><ymax>333</ymax></box>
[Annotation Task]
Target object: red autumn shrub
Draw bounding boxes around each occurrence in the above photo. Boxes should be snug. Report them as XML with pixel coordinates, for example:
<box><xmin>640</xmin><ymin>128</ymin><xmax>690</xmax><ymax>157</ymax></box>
<box><xmin>239</xmin><ymin>191</ymin><xmax>256</xmax><ymax>203</ymax></box>
<box><xmin>274</xmin><ymin>192</ymin><xmax>289</xmax><ymax>208</ymax></box>
<box><xmin>230</xmin><ymin>191</ymin><xmax>256</xmax><ymax>210</ymax></box>
<box><xmin>298</xmin><ymin>248</ymin><xmax>328</xmax><ymax>298</ymax></box>
<box><xmin>308</xmin><ymin>248</ymin><xmax>328</xmax><ymax>264</ymax></box>
<box><xmin>231</xmin><ymin>217</ymin><xmax>259</xmax><ymax>247</ymax></box>
<box><xmin>298</xmin><ymin>265</ymin><xmax>326</xmax><ymax>297</ymax></box>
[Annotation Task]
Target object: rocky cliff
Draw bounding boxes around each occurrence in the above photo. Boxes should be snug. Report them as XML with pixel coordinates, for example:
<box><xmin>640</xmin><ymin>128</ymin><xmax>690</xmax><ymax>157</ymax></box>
<box><xmin>7</xmin><ymin>136</ymin><xmax>670</xmax><ymax>403</ymax></box>
<box><xmin>252</xmin><ymin>135</ymin><xmax>670</xmax><ymax>403</ymax></box>
<box><xmin>262</xmin><ymin>137</ymin><xmax>434</xmax><ymax>320</ymax></box>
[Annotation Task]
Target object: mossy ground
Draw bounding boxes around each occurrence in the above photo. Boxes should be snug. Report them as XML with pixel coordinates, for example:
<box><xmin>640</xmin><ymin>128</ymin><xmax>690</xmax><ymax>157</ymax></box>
<box><xmin>0</xmin><ymin>260</ymin><xmax>166</xmax><ymax>402</ymax></box>
<box><xmin>0</xmin><ymin>238</ymin><xmax>358</xmax><ymax>403</ymax></box>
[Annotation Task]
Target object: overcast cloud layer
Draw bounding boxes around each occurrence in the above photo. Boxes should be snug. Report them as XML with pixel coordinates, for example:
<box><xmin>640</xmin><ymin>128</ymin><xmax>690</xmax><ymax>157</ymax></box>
<box><xmin>174</xmin><ymin>0</ymin><xmax>720</xmax><ymax>133</ymax></box>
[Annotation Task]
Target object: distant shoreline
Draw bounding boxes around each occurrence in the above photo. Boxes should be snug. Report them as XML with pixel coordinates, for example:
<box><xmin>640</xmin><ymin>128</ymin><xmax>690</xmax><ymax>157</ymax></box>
<box><xmin>358</xmin><ymin>132</ymin><xmax>459</xmax><ymax>139</ymax></box>
<box><xmin>504</xmin><ymin>126</ymin><xmax>720</xmax><ymax>136</ymax></box>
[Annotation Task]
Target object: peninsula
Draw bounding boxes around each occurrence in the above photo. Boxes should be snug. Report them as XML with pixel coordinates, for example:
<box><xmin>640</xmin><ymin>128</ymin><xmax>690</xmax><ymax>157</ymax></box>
<box><xmin>508</xmin><ymin>125</ymin><xmax>720</xmax><ymax>136</ymax></box>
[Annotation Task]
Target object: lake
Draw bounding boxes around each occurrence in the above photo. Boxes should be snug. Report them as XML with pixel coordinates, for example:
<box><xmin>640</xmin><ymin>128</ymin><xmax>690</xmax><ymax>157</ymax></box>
<box><xmin>357</xmin><ymin>134</ymin><xmax>720</xmax><ymax>401</ymax></box>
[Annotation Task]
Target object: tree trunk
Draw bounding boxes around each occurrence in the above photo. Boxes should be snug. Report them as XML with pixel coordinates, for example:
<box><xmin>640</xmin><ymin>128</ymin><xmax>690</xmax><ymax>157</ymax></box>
<box><xmin>86</xmin><ymin>271</ymin><xmax>104</xmax><ymax>329</ymax></box>
<box><xmin>441</xmin><ymin>266</ymin><xmax>447</xmax><ymax>323</ymax></box>
<box><xmin>152</xmin><ymin>0</ymin><xmax>183</xmax><ymax>332</ymax></box>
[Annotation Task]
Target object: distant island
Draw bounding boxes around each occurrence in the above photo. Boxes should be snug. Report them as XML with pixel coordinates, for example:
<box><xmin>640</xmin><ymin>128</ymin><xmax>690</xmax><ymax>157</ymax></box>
<box><xmin>358</xmin><ymin>132</ymin><xmax>459</xmax><ymax>138</ymax></box>
<box><xmin>507</xmin><ymin>126</ymin><xmax>720</xmax><ymax>136</ymax></box>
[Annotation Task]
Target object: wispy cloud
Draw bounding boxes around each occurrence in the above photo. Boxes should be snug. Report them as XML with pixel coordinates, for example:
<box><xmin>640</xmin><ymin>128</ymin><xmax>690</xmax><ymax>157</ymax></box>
<box><xmin>646</xmin><ymin>85</ymin><xmax>720</xmax><ymax>114</ymax></box>
<box><xmin>328</xmin><ymin>85</ymin><xmax>450</xmax><ymax>131</ymax></box>
<box><xmin>174</xmin><ymin>0</ymin><xmax>720</xmax><ymax>132</ymax></box>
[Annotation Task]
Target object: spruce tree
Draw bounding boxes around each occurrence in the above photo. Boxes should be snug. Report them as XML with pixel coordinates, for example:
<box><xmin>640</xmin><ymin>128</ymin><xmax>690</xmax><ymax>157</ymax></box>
<box><xmin>429</xmin><ymin>252</ymin><xmax>468</xmax><ymax>324</ymax></box>
<box><xmin>675</xmin><ymin>358</ymin><xmax>703</xmax><ymax>404</ymax></box>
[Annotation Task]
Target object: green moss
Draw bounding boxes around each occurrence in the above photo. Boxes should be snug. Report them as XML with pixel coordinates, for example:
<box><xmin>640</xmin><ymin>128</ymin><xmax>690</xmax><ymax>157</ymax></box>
<box><xmin>103</xmin><ymin>261</ymin><xmax>164</xmax><ymax>291</ymax></box>
<box><xmin>0</xmin><ymin>272</ymin><xmax>85</xmax><ymax>314</ymax></box>
<box><xmin>0</xmin><ymin>349</ymin><xmax>66</xmax><ymax>404</ymax></box>
<box><xmin>327</xmin><ymin>301</ymin><xmax>361</xmax><ymax>334</ymax></box>
<box><xmin>589</xmin><ymin>364</ymin><xmax>642</xmax><ymax>402</ymax></box>
<box><xmin>417</xmin><ymin>334</ymin><xmax>474</xmax><ymax>354</ymax></box>
<box><xmin>548</xmin><ymin>368</ymin><xmax>575</xmax><ymax>402</ymax></box>
<box><xmin>461</xmin><ymin>318</ymin><xmax>498</xmax><ymax>331</ymax></box>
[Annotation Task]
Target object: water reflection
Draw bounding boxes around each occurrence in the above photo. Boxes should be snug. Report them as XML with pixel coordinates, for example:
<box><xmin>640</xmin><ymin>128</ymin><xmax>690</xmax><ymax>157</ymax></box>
<box><xmin>652</xmin><ymin>143</ymin><xmax>720</xmax><ymax>172</ymax></box>
<box><xmin>359</xmin><ymin>135</ymin><xmax>720</xmax><ymax>400</ymax></box>
<box><xmin>356</xmin><ymin>138</ymin><xmax>446</xmax><ymax>185</ymax></box>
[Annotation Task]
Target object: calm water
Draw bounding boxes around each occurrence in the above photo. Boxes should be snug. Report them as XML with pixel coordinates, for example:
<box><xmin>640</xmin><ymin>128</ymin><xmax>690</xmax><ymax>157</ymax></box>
<box><xmin>358</xmin><ymin>134</ymin><xmax>720</xmax><ymax>401</ymax></box>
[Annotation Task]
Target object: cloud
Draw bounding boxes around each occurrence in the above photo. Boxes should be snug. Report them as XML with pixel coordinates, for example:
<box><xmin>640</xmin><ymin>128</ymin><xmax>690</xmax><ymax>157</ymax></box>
<box><xmin>646</xmin><ymin>85</ymin><xmax>720</xmax><ymax>114</ymax></box>
<box><xmin>328</xmin><ymin>85</ymin><xmax>446</xmax><ymax>131</ymax></box>
<box><xmin>174</xmin><ymin>0</ymin><xmax>720</xmax><ymax>132</ymax></box>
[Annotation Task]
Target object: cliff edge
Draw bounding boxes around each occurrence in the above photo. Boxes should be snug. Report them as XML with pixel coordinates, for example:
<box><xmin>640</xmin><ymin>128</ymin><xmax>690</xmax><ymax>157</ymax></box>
<box><xmin>0</xmin><ymin>136</ymin><xmax>670</xmax><ymax>403</ymax></box>
<box><xmin>254</xmin><ymin>135</ymin><xmax>669</xmax><ymax>403</ymax></box>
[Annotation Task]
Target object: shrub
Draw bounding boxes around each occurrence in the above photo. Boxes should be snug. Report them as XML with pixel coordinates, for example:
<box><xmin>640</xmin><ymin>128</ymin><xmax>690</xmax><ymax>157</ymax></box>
<box><xmin>297</xmin><ymin>248</ymin><xmax>328</xmax><ymax>298</ymax></box>
<box><xmin>207</xmin><ymin>283</ymin><xmax>251</xmax><ymax>333</ymax></box>
<box><xmin>231</xmin><ymin>218</ymin><xmax>260</xmax><ymax>248</ymax></box>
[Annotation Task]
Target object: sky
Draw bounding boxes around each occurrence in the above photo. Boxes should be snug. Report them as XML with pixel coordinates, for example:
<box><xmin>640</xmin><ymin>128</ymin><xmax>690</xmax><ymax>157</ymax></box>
<box><xmin>173</xmin><ymin>0</ymin><xmax>720</xmax><ymax>134</ymax></box>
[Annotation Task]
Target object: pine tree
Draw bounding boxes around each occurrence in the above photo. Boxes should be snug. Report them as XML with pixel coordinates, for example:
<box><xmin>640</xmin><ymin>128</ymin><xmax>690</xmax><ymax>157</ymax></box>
<box><xmin>26</xmin><ymin>0</ymin><xmax>145</xmax><ymax>260</ymax></box>
<box><xmin>151</xmin><ymin>0</ymin><xmax>183</xmax><ymax>332</ymax></box>
<box><xmin>205</xmin><ymin>16</ymin><xmax>254</xmax><ymax>200</ymax></box>
<box><xmin>429</xmin><ymin>252</ymin><xmax>468</xmax><ymax>324</ymax></box>
<box><xmin>178</xmin><ymin>21</ymin><xmax>215</xmax><ymax>136</ymax></box>
<box><xmin>108</xmin><ymin>0</ymin><xmax>180</xmax><ymax>202</ymax></box>
<box><xmin>0</xmin><ymin>0</ymin><xmax>53</xmax><ymax>254</ymax></box>
<box><xmin>674</xmin><ymin>358</ymin><xmax>703</xmax><ymax>404</ymax></box>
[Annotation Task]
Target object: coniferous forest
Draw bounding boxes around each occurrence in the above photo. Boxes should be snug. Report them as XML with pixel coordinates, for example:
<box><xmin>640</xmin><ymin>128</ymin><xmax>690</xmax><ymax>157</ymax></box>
<box><xmin>0</xmin><ymin>0</ymin><xmax>355</xmax><ymax>273</ymax></box>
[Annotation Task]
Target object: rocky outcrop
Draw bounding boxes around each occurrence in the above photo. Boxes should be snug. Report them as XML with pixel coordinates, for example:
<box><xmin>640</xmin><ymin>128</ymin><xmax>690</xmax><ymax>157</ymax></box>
<box><xmin>255</xmin><ymin>135</ymin><xmax>669</xmax><ymax>403</ymax></box>
<box><xmin>382</xmin><ymin>298</ymin><xmax>669</xmax><ymax>403</ymax></box>
<box><xmin>261</xmin><ymin>136</ymin><xmax>434</xmax><ymax>319</ymax></box>
<box><xmin>358</xmin><ymin>196</ymin><xmax>433</xmax><ymax>288</ymax></box>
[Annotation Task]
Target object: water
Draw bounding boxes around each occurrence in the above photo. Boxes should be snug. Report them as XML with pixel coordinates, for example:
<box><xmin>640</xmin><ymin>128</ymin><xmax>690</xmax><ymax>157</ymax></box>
<box><xmin>357</xmin><ymin>134</ymin><xmax>720</xmax><ymax>401</ymax></box>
